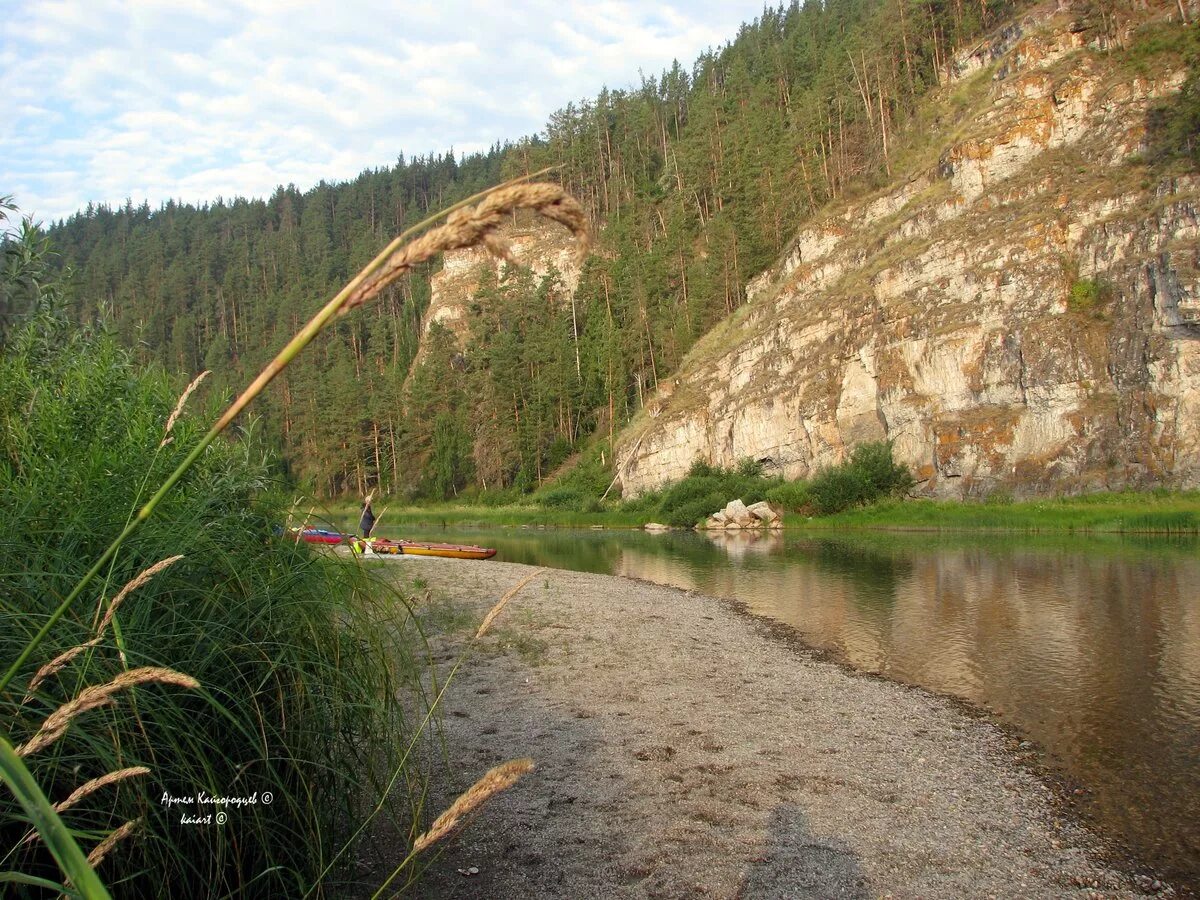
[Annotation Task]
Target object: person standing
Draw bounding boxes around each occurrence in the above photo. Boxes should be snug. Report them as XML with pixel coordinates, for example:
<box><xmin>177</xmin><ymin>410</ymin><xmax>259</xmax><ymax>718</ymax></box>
<box><xmin>359</xmin><ymin>492</ymin><xmax>377</xmax><ymax>539</ymax></box>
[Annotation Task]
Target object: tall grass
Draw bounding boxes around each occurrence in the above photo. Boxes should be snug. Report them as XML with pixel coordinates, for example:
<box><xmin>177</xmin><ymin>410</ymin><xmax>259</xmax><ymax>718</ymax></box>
<box><xmin>0</xmin><ymin>324</ymin><xmax>422</xmax><ymax>895</ymax></box>
<box><xmin>2</xmin><ymin>176</ymin><xmax>588</xmax><ymax>895</ymax></box>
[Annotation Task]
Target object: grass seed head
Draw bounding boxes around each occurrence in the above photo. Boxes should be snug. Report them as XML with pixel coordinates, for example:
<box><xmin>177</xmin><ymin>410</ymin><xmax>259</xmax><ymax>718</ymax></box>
<box><xmin>56</xmin><ymin>766</ymin><xmax>152</xmax><ymax>815</ymax></box>
<box><xmin>160</xmin><ymin>370</ymin><xmax>209</xmax><ymax>447</ymax></box>
<box><xmin>86</xmin><ymin>817</ymin><xmax>142</xmax><ymax>868</ymax></box>
<box><xmin>340</xmin><ymin>182</ymin><xmax>590</xmax><ymax>315</ymax></box>
<box><xmin>476</xmin><ymin>568</ymin><xmax>545</xmax><ymax>639</ymax></box>
<box><xmin>22</xmin><ymin>638</ymin><xmax>102</xmax><ymax>704</ymax></box>
<box><xmin>411</xmin><ymin>758</ymin><xmax>534</xmax><ymax>854</ymax></box>
<box><xmin>96</xmin><ymin>555</ymin><xmax>184</xmax><ymax>635</ymax></box>
<box><xmin>19</xmin><ymin>667</ymin><xmax>200</xmax><ymax>757</ymax></box>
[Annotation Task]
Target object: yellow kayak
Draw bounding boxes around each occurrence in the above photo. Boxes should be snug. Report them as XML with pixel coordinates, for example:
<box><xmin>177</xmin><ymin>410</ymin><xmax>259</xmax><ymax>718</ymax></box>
<box><xmin>367</xmin><ymin>538</ymin><xmax>496</xmax><ymax>560</ymax></box>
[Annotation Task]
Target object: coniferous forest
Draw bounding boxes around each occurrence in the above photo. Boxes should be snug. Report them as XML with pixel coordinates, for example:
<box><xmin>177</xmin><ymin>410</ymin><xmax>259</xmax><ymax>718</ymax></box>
<box><xmin>47</xmin><ymin>0</ymin><xmax>1030</xmax><ymax>499</ymax></box>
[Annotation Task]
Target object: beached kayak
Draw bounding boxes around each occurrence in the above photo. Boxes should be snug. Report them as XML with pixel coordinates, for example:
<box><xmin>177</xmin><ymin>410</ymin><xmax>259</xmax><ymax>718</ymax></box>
<box><xmin>293</xmin><ymin>528</ymin><xmax>346</xmax><ymax>545</ymax></box>
<box><xmin>368</xmin><ymin>538</ymin><xmax>496</xmax><ymax>560</ymax></box>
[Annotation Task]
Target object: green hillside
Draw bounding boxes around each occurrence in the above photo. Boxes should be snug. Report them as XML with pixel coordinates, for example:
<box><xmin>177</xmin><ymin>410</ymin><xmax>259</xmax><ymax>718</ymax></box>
<box><xmin>46</xmin><ymin>0</ymin><xmax>1030</xmax><ymax>499</ymax></box>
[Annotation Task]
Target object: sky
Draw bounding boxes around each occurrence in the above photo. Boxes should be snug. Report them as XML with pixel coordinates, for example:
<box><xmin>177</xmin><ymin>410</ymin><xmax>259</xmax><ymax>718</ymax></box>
<box><xmin>1</xmin><ymin>0</ymin><xmax>766</xmax><ymax>226</ymax></box>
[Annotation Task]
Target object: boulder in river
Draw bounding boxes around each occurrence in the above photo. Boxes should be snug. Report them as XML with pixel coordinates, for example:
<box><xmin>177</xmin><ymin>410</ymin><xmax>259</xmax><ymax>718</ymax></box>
<box><xmin>704</xmin><ymin>498</ymin><xmax>784</xmax><ymax>530</ymax></box>
<box><xmin>746</xmin><ymin>501</ymin><xmax>783</xmax><ymax>526</ymax></box>
<box><xmin>723</xmin><ymin>498</ymin><xmax>755</xmax><ymax>527</ymax></box>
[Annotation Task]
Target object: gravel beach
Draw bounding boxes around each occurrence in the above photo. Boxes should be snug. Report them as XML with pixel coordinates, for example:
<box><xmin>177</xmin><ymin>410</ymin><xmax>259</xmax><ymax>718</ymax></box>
<box><xmin>366</xmin><ymin>558</ymin><xmax>1163</xmax><ymax>899</ymax></box>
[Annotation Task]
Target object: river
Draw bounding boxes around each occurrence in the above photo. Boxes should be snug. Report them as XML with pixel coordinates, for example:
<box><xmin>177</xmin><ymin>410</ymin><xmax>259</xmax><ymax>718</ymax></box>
<box><xmin>374</xmin><ymin>524</ymin><xmax>1200</xmax><ymax>890</ymax></box>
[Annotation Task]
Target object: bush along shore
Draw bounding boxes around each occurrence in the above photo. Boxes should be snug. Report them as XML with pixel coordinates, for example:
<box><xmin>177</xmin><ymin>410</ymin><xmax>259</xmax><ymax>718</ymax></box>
<box><xmin>325</xmin><ymin>441</ymin><xmax>1200</xmax><ymax>534</ymax></box>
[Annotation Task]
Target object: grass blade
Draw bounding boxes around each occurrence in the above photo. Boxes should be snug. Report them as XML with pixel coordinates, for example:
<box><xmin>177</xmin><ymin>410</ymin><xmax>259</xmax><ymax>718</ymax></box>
<box><xmin>0</xmin><ymin>735</ymin><xmax>112</xmax><ymax>899</ymax></box>
<box><xmin>0</xmin><ymin>871</ymin><xmax>82</xmax><ymax>895</ymax></box>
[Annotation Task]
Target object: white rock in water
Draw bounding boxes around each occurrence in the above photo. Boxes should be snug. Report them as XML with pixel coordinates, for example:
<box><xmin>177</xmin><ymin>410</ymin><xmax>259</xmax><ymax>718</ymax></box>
<box><xmin>746</xmin><ymin>501</ymin><xmax>782</xmax><ymax>523</ymax></box>
<box><xmin>644</xmin><ymin>522</ymin><xmax>670</xmax><ymax>531</ymax></box>
<box><xmin>723</xmin><ymin>498</ymin><xmax>755</xmax><ymax>526</ymax></box>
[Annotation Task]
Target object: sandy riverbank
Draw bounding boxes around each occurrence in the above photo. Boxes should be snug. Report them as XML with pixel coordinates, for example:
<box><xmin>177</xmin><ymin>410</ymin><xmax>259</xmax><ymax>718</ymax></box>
<box><xmin>363</xmin><ymin>558</ymin><xmax>1165</xmax><ymax>898</ymax></box>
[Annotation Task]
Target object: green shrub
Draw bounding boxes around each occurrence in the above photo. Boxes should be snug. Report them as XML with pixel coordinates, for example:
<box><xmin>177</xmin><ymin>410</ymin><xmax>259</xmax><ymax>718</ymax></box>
<box><xmin>847</xmin><ymin>441</ymin><xmax>915</xmax><ymax>497</ymax></box>
<box><xmin>0</xmin><ymin>326</ymin><xmax>422</xmax><ymax>896</ymax></box>
<box><xmin>1068</xmin><ymin>277</ymin><xmax>1112</xmax><ymax>314</ymax></box>
<box><xmin>809</xmin><ymin>467</ymin><xmax>873</xmax><ymax>515</ymax></box>
<box><xmin>476</xmin><ymin>486</ymin><xmax>524</xmax><ymax>506</ymax></box>
<box><xmin>662</xmin><ymin>491</ymin><xmax>733</xmax><ymax>527</ymax></box>
<box><xmin>651</xmin><ymin>462</ymin><xmax>777</xmax><ymax>527</ymax></box>
<box><xmin>618</xmin><ymin>487</ymin><xmax>663</xmax><ymax>514</ymax></box>
<box><xmin>735</xmin><ymin>457</ymin><xmax>764</xmax><ymax>478</ymax></box>
<box><xmin>765</xmin><ymin>479</ymin><xmax>812</xmax><ymax>511</ymax></box>
<box><xmin>686</xmin><ymin>459</ymin><xmax>720</xmax><ymax>479</ymax></box>
<box><xmin>535</xmin><ymin>486</ymin><xmax>586</xmax><ymax>509</ymax></box>
<box><xmin>807</xmin><ymin>442</ymin><xmax>914</xmax><ymax>515</ymax></box>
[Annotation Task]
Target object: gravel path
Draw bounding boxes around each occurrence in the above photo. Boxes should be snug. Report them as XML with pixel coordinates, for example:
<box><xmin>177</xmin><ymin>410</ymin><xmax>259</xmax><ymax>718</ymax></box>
<box><xmin>372</xmin><ymin>558</ymin><xmax>1160</xmax><ymax>899</ymax></box>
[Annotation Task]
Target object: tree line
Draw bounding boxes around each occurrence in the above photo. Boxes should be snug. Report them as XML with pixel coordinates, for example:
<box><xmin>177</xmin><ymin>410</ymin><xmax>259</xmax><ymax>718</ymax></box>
<box><xmin>42</xmin><ymin>0</ymin><xmax>1024</xmax><ymax>499</ymax></box>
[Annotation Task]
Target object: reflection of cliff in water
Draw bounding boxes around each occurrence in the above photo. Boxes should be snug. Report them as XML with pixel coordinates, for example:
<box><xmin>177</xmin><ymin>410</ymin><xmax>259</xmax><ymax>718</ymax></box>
<box><xmin>616</xmin><ymin>534</ymin><xmax>1200</xmax><ymax>890</ymax></box>
<box><xmin>617</xmin><ymin>536</ymin><xmax>895</xmax><ymax>672</ymax></box>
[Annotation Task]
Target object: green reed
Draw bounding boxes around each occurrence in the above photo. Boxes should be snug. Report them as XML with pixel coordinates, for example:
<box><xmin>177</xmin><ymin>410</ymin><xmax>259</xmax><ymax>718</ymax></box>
<box><xmin>0</xmin><ymin>326</ymin><xmax>426</xmax><ymax>896</ymax></box>
<box><xmin>2</xmin><ymin>170</ymin><xmax>582</xmax><ymax>895</ymax></box>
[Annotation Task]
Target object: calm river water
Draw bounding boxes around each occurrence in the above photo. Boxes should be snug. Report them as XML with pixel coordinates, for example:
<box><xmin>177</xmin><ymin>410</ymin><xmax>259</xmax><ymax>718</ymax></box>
<box><xmin>376</xmin><ymin>524</ymin><xmax>1200</xmax><ymax>889</ymax></box>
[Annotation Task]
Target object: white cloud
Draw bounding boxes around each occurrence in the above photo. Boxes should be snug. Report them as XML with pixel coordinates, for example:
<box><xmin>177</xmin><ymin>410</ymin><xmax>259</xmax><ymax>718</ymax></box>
<box><xmin>0</xmin><ymin>0</ymin><xmax>764</xmax><ymax>224</ymax></box>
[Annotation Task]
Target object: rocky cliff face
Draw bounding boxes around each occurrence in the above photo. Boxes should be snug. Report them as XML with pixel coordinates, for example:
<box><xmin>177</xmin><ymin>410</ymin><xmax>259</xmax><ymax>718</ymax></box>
<box><xmin>414</xmin><ymin>217</ymin><xmax>582</xmax><ymax>371</ymax></box>
<box><xmin>617</xmin><ymin>4</ymin><xmax>1200</xmax><ymax>498</ymax></box>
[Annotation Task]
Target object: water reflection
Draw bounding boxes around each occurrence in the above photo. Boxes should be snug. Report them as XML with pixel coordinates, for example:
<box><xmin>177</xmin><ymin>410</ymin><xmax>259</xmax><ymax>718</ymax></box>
<box><xmin>376</xmin><ymin>524</ymin><xmax>1200</xmax><ymax>889</ymax></box>
<box><xmin>616</xmin><ymin>532</ymin><xmax>1200</xmax><ymax>890</ymax></box>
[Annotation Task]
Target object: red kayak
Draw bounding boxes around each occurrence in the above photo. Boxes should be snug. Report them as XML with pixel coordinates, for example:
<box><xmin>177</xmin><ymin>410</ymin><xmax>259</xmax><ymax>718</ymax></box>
<box><xmin>292</xmin><ymin>528</ymin><xmax>346</xmax><ymax>545</ymax></box>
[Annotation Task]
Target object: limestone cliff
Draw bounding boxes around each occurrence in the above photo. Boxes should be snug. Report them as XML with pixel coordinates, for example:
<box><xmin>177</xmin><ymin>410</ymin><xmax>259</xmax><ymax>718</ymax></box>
<box><xmin>616</xmin><ymin>3</ymin><xmax>1200</xmax><ymax>499</ymax></box>
<box><xmin>413</xmin><ymin>217</ymin><xmax>582</xmax><ymax>372</ymax></box>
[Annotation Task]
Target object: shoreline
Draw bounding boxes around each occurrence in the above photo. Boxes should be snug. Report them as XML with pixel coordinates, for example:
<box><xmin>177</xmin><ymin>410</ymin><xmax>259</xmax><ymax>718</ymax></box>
<box><xmin>322</xmin><ymin>490</ymin><xmax>1200</xmax><ymax>534</ymax></box>
<box><xmin>702</xmin><ymin>586</ymin><xmax>1168</xmax><ymax>894</ymax></box>
<box><xmin>360</xmin><ymin>559</ymin><xmax>1174</xmax><ymax>898</ymax></box>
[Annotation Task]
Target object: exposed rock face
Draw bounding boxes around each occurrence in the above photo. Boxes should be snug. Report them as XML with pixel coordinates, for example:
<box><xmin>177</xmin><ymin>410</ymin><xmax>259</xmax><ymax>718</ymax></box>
<box><xmin>413</xmin><ymin>217</ymin><xmax>583</xmax><ymax>370</ymax></box>
<box><xmin>618</xmin><ymin>7</ymin><xmax>1200</xmax><ymax>499</ymax></box>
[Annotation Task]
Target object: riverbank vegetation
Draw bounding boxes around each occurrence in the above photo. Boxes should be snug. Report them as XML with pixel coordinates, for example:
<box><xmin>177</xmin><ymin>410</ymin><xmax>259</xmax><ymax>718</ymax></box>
<box><xmin>331</xmin><ymin>439</ymin><xmax>1200</xmax><ymax>535</ymax></box>
<box><xmin>327</xmin><ymin>442</ymin><xmax>911</xmax><ymax>529</ymax></box>
<box><xmin>0</xmin><ymin>316</ymin><xmax>427</xmax><ymax>897</ymax></box>
<box><xmin>340</xmin><ymin>491</ymin><xmax>1200</xmax><ymax>534</ymax></box>
<box><xmin>0</xmin><ymin>313</ymin><xmax>427</xmax><ymax>895</ymax></box>
<box><xmin>809</xmin><ymin>489</ymin><xmax>1200</xmax><ymax>533</ymax></box>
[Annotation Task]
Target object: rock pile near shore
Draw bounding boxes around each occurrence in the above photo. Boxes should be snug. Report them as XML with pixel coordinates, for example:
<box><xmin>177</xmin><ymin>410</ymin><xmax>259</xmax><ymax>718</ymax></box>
<box><xmin>702</xmin><ymin>498</ymin><xmax>783</xmax><ymax>530</ymax></box>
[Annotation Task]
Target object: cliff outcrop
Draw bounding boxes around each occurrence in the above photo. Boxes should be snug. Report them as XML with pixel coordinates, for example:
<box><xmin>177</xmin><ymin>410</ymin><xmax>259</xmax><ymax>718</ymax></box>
<box><xmin>616</xmin><ymin>4</ymin><xmax>1200</xmax><ymax>498</ymax></box>
<box><xmin>414</xmin><ymin>217</ymin><xmax>582</xmax><ymax>371</ymax></box>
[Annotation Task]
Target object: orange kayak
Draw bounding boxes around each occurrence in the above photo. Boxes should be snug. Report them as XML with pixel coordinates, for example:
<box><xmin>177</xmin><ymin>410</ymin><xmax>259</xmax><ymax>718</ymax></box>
<box><xmin>368</xmin><ymin>538</ymin><xmax>496</xmax><ymax>560</ymax></box>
